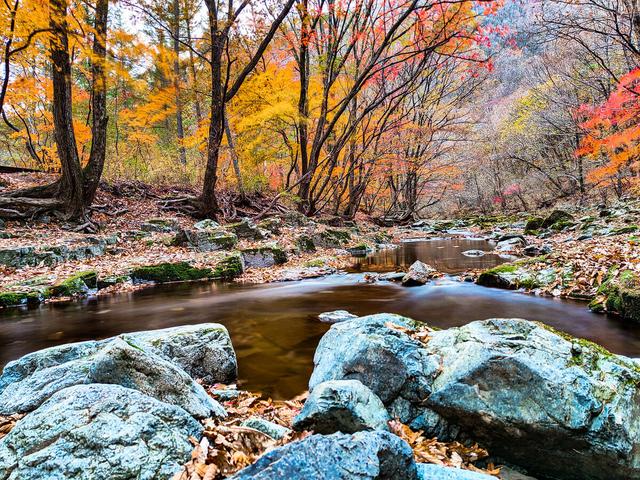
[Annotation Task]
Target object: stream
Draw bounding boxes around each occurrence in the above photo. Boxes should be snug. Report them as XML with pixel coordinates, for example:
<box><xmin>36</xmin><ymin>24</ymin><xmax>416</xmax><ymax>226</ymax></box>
<box><xmin>1</xmin><ymin>237</ymin><xmax>639</xmax><ymax>399</ymax></box>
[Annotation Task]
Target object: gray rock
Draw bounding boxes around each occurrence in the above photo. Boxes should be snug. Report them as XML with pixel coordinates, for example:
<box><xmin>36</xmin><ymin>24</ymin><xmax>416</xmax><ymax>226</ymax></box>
<box><xmin>0</xmin><ymin>236</ymin><xmax>116</xmax><ymax>268</ymax></box>
<box><xmin>194</xmin><ymin>218</ymin><xmax>220</xmax><ymax>230</ymax></box>
<box><xmin>140</xmin><ymin>217</ymin><xmax>180</xmax><ymax>233</ymax></box>
<box><xmin>227</xmin><ymin>218</ymin><xmax>267</xmax><ymax>240</ymax></box>
<box><xmin>129</xmin><ymin>323</ymin><xmax>237</xmax><ymax>384</ymax></box>
<box><xmin>0</xmin><ymin>324</ymin><xmax>236</xmax><ymax>418</ymax></box>
<box><xmin>230</xmin><ymin>431</ymin><xmax>418</xmax><ymax>480</ymax></box>
<box><xmin>0</xmin><ymin>337</ymin><xmax>223</xmax><ymax>419</ymax></box>
<box><xmin>318</xmin><ymin>310</ymin><xmax>357</xmax><ymax>324</ymax></box>
<box><xmin>495</xmin><ymin>236</ymin><xmax>526</xmax><ymax>252</ymax></box>
<box><xmin>312</xmin><ymin>229</ymin><xmax>351</xmax><ymax>248</ymax></box>
<box><xmin>402</xmin><ymin>261</ymin><xmax>436</xmax><ymax>286</ymax></box>
<box><xmin>240</xmin><ymin>246</ymin><xmax>288</xmax><ymax>268</ymax></box>
<box><xmin>417</xmin><ymin>464</ymin><xmax>495</xmax><ymax>480</ymax></box>
<box><xmin>173</xmin><ymin>228</ymin><xmax>238</xmax><ymax>252</ymax></box>
<box><xmin>0</xmin><ymin>384</ymin><xmax>201</xmax><ymax>480</ymax></box>
<box><xmin>293</xmin><ymin>379</ymin><xmax>390</xmax><ymax>434</ymax></box>
<box><xmin>309</xmin><ymin>315</ymin><xmax>640</xmax><ymax>480</ymax></box>
<box><xmin>241</xmin><ymin>417</ymin><xmax>291</xmax><ymax>439</ymax></box>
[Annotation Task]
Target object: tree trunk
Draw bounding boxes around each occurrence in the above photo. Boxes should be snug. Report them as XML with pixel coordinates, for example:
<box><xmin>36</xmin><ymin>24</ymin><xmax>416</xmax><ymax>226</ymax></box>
<box><xmin>83</xmin><ymin>0</ymin><xmax>109</xmax><ymax>204</ymax></box>
<box><xmin>224</xmin><ymin>107</ymin><xmax>244</xmax><ymax>195</ymax></box>
<box><xmin>50</xmin><ymin>0</ymin><xmax>84</xmax><ymax>219</ymax></box>
<box><xmin>173</xmin><ymin>0</ymin><xmax>187</xmax><ymax>165</ymax></box>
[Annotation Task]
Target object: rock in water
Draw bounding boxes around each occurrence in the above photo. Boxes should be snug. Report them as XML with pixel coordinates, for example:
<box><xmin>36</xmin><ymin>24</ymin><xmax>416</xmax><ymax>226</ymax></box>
<box><xmin>293</xmin><ymin>379</ymin><xmax>390</xmax><ymax>434</ymax></box>
<box><xmin>462</xmin><ymin>250</ymin><xmax>485</xmax><ymax>257</ymax></box>
<box><xmin>401</xmin><ymin>261</ymin><xmax>436</xmax><ymax>286</ymax></box>
<box><xmin>309</xmin><ymin>315</ymin><xmax>640</xmax><ymax>480</ymax></box>
<box><xmin>0</xmin><ymin>384</ymin><xmax>201</xmax><ymax>480</ymax></box>
<box><xmin>229</xmin><ymin>431</ymin><xmax>418</xmax><ymax>480</ymax></box>
<box><xmin>0</xmin><ymin>336</ymin><xmax>225</xmax><ymax>419</ymax></box>
<box><xmin>317</xmin><ymin>310</ymin><xmax>357</xmax><ymax>324</ymax></box>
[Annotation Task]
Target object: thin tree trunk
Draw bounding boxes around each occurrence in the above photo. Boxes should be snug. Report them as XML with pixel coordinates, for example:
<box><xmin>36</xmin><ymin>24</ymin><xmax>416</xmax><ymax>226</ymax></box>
<box><xmin>173</xmin><ymin>0</ymin><xmax>187</xmax><ymax>165</ymax></box>
<box><xmin>223</xmin><ymin>107</ymin><xmax>244</xmax><ymax>195</ymax></box>
<box><xmin>83</xmin><ymin>0</ymin><xmax>109</xmax><ymax>204</ymax></box>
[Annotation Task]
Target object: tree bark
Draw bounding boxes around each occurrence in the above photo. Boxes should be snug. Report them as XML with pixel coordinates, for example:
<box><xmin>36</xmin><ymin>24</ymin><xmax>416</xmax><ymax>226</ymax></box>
<box><xmin>50</xmin><ymin>0</ymin><xmax>84</xmax><ymax>219</ymax></box>
<box><xmin>83</xmin><ymin>0</ymin><xmax>109</xmax><ymax>204</ymax></box>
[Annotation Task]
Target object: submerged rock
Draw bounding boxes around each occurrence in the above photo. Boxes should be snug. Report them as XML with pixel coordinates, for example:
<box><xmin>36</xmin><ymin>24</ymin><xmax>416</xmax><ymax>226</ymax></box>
<box><xmin>402</xmin><ymin>260</ymin><xmax>436</xmax><ymax>286</ymax></box>
<box><xmin>0</xmin><ymin>384</ymin><xmax>201</xmax><ymax>480</ymax></box>
<box><xmin>317</xmin><ymin>310</ymin><xmax>357</xmax><ymax>324</ymax></box>
<box><xmin>462</xmin><ymin>249</ymin><xmax>485</xmax><ymax>257</ymax></box>
<box><xmin>0</xmin><ymin>323</ymin><xmax>235</xmax><ymax>417</ymax></box>
<box><xmin>230</xmin><ymin>431</ymin><xmax>418</xmax><ymax>480</ymax></box>
<box><xmin>293</xmin><ymin>379</ymin><xmax>390</xmax><ymax>434</ymax></box>
<box><xmin>309</xmin><ymin>315</ymin><xmax>640</xmax><ymax>480</ymax></box>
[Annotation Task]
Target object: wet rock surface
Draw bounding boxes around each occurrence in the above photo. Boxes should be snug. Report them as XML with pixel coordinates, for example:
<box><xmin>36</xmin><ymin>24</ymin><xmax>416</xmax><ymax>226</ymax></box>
<box><xmin>309</xmin><ymin>314</ymin><xmax>640</xmax><ymax>480</ymax></box>
<box><xmin>230</xmin><ymin>431</ymin><xmax>418</xmax><ymax>480</ymax></box>
<box><xmin>0</xmin><ymin>384</ymin><xmax>202</xmax><ymax>480</ymax></box>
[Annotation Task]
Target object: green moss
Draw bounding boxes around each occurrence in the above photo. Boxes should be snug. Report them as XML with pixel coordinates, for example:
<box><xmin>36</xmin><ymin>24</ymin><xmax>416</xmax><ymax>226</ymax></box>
<box><xmin>0</xmin><ymin>291</ymin><xmax>42</xmax><ymax>307</ymax></box>
<box><xmin>592</xmin><ymin>267</ymin><xmax>640</xmax><ymax>322</ymax></box>
<box><xmin>485</xmin><ymin>264</ymin><xmax>518</xmax><ymax>274</ymax></box>
<box><xmin>51</xmin><ymin>270</ymin><xmax>98</xmax><ymax>296</ymax></box>
<box><xmin>97</xmin><ymin>275</ymin><xmax>129</xmax><ymax>290</ymax></box>
<box><xmin>213</xmin><ymin>254</ymin><xmax>244</xmax><ymax>280</ymax></box>
<box><xmin>612</xmin><ymin>225</ymin><xmax>638</xmax><ymax>235</ymax></box>
<box><xmin>295</xmin><ymin>235</ymin><xmax>316</xmax><ymax>252</ymax></box>
<box><xmin>550</xmin><ymin>220</ymin><xmax>575</xmax><ymax>231</ymax></box>
<box><xmin>304</xmin><ymin>259</ymin><xmax>326</xmax><ymax>268</ymax></box>
<box><xmin>130</xmin><ymin>262</ymin><xmax>213</xmax><ymax>283</ymax></box>
<box><xmin>524</xmin><ymin>216</ymin><xmax>544</xmax><ymax>233</ymax></box>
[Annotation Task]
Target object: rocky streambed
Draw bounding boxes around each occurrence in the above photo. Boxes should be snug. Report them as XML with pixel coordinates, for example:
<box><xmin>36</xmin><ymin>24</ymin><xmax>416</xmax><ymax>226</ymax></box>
<box><xmin>1</xmin><ymin>313</ymin><xmax>638</xmax><ymax>479</ymax></box>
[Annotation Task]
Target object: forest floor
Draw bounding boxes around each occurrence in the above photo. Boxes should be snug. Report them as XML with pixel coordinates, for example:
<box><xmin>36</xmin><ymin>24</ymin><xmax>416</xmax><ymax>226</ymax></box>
<box><xmin>0</xmin><ymin>172</ymin><xmax>638</xmax><ymax>316</ymax></box>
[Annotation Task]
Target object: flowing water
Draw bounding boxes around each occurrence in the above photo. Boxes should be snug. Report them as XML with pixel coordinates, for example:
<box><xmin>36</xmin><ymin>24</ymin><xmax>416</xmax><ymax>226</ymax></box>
<box><xmin>2</xmin><ymin>237</ymin><xmax>639</xmax><ymax>399</ymax></box>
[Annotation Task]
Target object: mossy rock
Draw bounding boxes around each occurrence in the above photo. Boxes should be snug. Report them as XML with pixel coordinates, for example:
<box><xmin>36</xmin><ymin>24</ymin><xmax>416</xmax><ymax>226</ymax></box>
<box><xmin>612</xmin><ymin>225</ymin><xmax>638</xmax><ymax>235</ymax></box>
<box><xmin>240</xmin><ymin>246</ymin><xmax>288</xmax><ymax>268</ymax></box>
<box><xmin>50</xmin><ymin>271</ymin><xmax>98</xmax><ymax>296</ymax></box>
<box><xmin>172</xmin><ymin>229</ymin><xmax>238</xmax><ymax>252</ymax></box>
<box><xmin>477</xmin><ymin>262</ymin><xmax>550</xmax><ymax>290</ymax></box>
<box><xmin>257</xmin><ymin>217</ymin><xmax>282</xmax><ymax>235</ymax></box>
<box><xmin>524</xmin><ymin>217</ymin><xmax>544</xmax><ymax>233</ymax></box>
<box><xmin>591</xmin><ymin>268</ymin><xmax>640</xmax><ymax>322</ymax></box>
<box><xmin>97</xmin><ymin>275</ymin><xmax>130</xmax><ymax>290</ymax></box>
<box><xmin>226</xmin><ymin>218</ymin><xmax>266</xmax><ymax>240</ymax></box>
<box><xmin>0</xmin><ymin>291</ymin><xmax>44</xmax><ymax>308</ymax></box>
<box><xmin>213</xmin><ymin>254</ymin><xmax>244</xmax><ymax>280</ymax></box>
<box><xmin>313</xmin><ymin>229</ymin><xmax>351</xmax><ymax>248</ymax></box>
<box><xmin>130</xmin><ymin>262</ymin><xmax>213</xmax><ymax>283</ymax></box>
<box><xmin>541</xmin><ymin>210</ymin><xmax>574</xmax><ymax>229</ymax></box>
<box><xmin>295</xmin><ymin>234</ymin><xmax>316</xmax><ymax>253</ymax></box>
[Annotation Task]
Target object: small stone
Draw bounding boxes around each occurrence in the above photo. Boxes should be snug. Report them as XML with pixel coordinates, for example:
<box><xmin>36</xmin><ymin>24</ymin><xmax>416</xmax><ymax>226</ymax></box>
<box><xmin>241</xmin><ymin>417</ymin><xmax>291</xmax><ymax>440</ymax></box>
<box><xmin>379</xmin><ymin>272</ymin><xmax>405</xmax><ymax>281</ymax></box>
<box><xmin>402</xmin><ymin>260</ymin><xmax>436</xmax><ymax>286</ymax></box>
<box><xmin>417</xmin><ymin>464</ymin><xmax>496</xmax><ymax>480</ymax></box>
<box><xmin>293</xmin><ymin>379</ymin><xmax>390</xmax><ymax>434</ymax></box>
<box><xmin>318</xmin><ymin>310</ymin><xmax>357</xmax><ymax>324</ymax></box>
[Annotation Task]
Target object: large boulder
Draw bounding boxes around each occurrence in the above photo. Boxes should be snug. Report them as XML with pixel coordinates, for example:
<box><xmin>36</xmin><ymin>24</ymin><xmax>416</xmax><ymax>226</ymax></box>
<box><xmin>401</xmin><ymin>261</ymin><xmax>437</xmax><ymax>286</ymax></box>
<box><xmin>0</xmin><ymin>337</ymin><xmax>223</xmax><ymax>419</ymax></box>
<box><xmin>292</xmin><ymin>379</ymin><xmax>390</xmax><ymax>434</ymax></box>
<box><xmin>0</xmin><ymin>323</ymin><xmax>235</xmax><ymax>418</ymax></box>
<box><xmin>0</xmin><ymin>384</ymin><xmax>201</xmax><ymax>480</ymax></box>
<box><xmin>309</xmin><ymin>315</ymin><xmax>640</xmax><ymax>480</ymax></box>
<box><xmin>230</xmin><ymin>431</ymin><xmax>418</xmax><ymax>480</ymax></box>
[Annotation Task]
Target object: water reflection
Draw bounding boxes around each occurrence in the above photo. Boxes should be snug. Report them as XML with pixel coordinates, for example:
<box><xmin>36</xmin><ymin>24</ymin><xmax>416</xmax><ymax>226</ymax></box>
<box><xmin>1</xmin><ymin>240</ymin><xmax>638</xmax><ymax>399</ymax></box>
